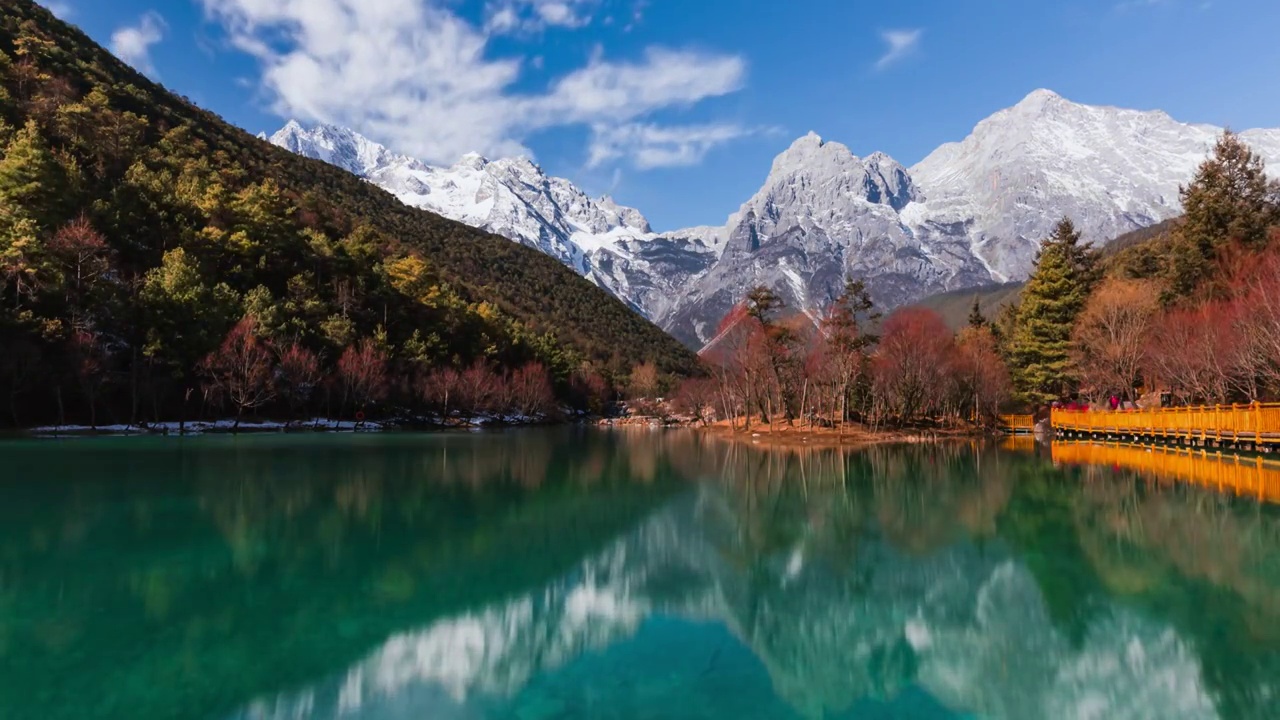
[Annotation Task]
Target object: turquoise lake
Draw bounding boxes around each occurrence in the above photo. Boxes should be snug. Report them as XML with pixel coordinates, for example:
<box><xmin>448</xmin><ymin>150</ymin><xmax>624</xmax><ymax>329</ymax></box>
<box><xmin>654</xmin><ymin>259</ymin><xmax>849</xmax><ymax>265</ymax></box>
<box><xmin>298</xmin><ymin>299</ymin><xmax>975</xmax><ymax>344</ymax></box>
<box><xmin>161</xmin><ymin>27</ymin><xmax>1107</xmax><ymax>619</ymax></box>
<box><xmin>2</xmin><ymin>429</ymin><xmax>1279</xmax><ymax>719</ymax></box>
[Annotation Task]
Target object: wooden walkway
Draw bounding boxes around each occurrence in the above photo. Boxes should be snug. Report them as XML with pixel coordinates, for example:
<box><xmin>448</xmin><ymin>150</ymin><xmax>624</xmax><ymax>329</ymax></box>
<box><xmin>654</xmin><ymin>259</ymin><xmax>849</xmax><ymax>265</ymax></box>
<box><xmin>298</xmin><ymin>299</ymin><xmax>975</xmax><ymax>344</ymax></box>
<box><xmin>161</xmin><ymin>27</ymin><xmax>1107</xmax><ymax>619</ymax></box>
<box><xmin>1051</xmin><ymin>440</ymin><xmax>1280</xmax><ymax>504</ymax></box>
<box><xmin>1052</xmin><ymin>403</ymin><xmax>1280</xmax><ymax>450</ymax></box>
<box><xmin>997</xmin><ymin>414</ymin><xmax>1036</xmax><ymax>434</ymax></box>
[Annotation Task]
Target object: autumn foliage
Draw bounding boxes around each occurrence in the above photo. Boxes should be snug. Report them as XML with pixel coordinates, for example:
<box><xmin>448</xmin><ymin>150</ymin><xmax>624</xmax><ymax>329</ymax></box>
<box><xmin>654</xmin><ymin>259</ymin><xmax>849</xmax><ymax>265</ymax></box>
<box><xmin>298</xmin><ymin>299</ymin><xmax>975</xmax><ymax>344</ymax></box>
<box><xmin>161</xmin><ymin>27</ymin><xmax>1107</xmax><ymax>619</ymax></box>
<box><xmin>702</xmin><ymin>283</ymin><xmax>1012</xmax><ymax>429</ymax></box>
<box><xmin>199</xmin><ymin>316</ymin><xmax>276</xmax><ymax>425</ymax></box>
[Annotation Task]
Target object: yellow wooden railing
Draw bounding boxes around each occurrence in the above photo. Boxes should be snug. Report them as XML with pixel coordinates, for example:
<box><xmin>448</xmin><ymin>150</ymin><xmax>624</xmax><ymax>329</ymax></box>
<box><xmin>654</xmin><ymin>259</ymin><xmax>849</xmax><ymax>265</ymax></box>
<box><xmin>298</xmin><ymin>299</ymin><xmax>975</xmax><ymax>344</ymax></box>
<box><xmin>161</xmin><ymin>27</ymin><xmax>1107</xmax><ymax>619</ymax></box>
<box><xmin>998</xmin><ymin>414</ymin><xmax>1036</xmax><ymax>432</ymax></box>
<box><xmin>1052</xmin><ymin>441</ymin><xmax>1280</xmax><ymax>504</ymax></box>
<box><xmin>1051</xmin><ymin>403</ymin><xmax>1280</xmax><ymax>443</ymax></box>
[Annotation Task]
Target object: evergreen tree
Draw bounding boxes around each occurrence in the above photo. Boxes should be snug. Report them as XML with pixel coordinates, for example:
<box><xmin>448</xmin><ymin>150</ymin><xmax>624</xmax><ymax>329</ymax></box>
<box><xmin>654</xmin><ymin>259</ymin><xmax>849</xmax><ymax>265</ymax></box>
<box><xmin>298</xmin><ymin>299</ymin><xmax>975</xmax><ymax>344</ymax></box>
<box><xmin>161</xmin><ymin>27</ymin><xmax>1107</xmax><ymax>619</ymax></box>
<box><xmin>0</xmin><ymin>119</ymin><xmax>66</xmax><ymax>228</ymax></box>
<box><xmin>1010</xmin><ymin>218</ymin><xmax>1098</xmax><ymax>403</ymax></box>
<box><xmin>745</xmin><ymin>285</ymin><xmax>784</xmax><ymax>325</ymax></box>
<box><xmin>967</xmin><ymin>295</ymin><xmax>987</xmax><ymax>329</ymax></box>
<box><xmin>1165</xmin><ymin>131</ymin><xmax>1280</xmax><ymax>300</ymax></box>
<box><xmin>140</xmin><ymin>248</ymin><xmax>241</xmax><ymax>384</ymax></box>
<box><xmin>992</xmin><ymin>298</ymin><xmax>1019</xmax><ymax>354</ymax></box>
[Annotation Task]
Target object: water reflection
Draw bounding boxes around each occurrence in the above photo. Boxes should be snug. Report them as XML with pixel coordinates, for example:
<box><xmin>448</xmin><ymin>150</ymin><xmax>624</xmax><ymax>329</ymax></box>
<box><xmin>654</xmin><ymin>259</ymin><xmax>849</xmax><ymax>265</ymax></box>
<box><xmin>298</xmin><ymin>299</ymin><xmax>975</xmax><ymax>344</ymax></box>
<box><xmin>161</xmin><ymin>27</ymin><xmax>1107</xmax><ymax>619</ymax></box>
<box><xmin>1</xmin><ymin>431</ymin><xmax>1280</xmax><ymax>719</ymax></box>
<box><xmin>0</xmin><ymin>430</ymin><xmax>683</xmax><ymax>720</ymax></box>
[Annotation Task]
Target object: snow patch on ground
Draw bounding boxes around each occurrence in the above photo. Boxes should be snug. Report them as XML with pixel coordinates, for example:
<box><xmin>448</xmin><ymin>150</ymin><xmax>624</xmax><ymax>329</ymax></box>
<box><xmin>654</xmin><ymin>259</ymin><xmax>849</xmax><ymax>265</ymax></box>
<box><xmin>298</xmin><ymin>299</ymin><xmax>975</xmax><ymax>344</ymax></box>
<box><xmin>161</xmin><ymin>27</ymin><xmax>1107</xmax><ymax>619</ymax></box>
<box><xmin>26</xmin><ymin>418</ymin><xmax>386</xmax><ymax>437</ymax></box>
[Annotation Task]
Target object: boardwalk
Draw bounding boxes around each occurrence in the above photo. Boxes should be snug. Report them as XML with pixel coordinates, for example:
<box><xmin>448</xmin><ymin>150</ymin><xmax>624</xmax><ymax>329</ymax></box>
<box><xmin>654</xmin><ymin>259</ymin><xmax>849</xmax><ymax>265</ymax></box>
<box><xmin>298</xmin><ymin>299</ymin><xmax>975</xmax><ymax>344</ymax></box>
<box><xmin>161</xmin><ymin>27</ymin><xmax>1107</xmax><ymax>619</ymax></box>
<box><xmin>1052</xmin><ymin>403</ymin><xmax>1280</xmax><ymax>449</ymax></box>
<box><xmin>1052</xmin><ymin>441</ymin><xmax>1280</xmax><ymax>504</ymax></box>
<box><xmin>997</xmin><ymin>414</ymin><xmax>1036</xmax><ymax>434</ymax></box>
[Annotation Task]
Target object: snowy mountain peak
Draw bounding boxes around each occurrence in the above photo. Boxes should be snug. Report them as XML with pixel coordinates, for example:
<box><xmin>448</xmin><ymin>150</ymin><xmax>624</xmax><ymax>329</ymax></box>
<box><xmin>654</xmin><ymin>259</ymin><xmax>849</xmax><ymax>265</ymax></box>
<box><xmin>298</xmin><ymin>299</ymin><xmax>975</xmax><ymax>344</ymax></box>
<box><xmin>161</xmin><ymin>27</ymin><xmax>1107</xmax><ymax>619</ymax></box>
<box><xmin>268</xmin><ymin>121</ymin><xmax>404</xmax><ymax>178</ymax></box>
<box><xmin>861</xmin><ymin>152</ymin><xmax>920</xmax><ymax>211</ymax></box>
<box><xmin>768</xmin><ymin>131</ymin><xmax>862</xmax><ymax>179</ymax></box>
<box><xmin>911</xmin><ymin>90</ymin><xmax>1280</xmax><ymax>280</ymax></box>
<box><xmin>1016</xmin><ymin>88</ymin><xmax>1063</xmax><ymax>107</ymax></box>
<box><xmin>755</xmin><ymin>132</ymin><xmax>917</xmax><ymax>212</ymax></box>
<box><xmin>457</xmin><ymin>151</ymin><xmax>490</xmax><ymax>170</ymax></box>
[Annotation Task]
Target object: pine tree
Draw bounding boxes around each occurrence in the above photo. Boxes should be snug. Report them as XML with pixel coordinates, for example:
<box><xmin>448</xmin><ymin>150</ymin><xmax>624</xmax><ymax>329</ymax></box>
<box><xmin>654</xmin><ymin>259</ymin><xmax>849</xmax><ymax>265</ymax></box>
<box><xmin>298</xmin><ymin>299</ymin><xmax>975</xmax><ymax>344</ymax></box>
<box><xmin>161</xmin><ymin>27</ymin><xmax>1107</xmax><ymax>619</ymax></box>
<box><xmin>745</xmin><ymin>285</ymin><xmax>784</xmax><ymax>325</ymax></box>
<box><xmin>140</xmin><ymin>248</ymin><xmax>241</xmax><ymax>381</ymax></box>
<box><xmin>967</xmin><ymin>295</ymin><xmax>987</xmax><ymax>329</ymax></box>
<box><xmin>1010</xmin><ymin>218</ymin><xmax>1098</xmax><ymax>403</ymax></box>
<box><xmin>0</xmin><ymin>119</ymin><xmax>66</xmax><ymax>229</ymax></box>
<box><xmin>1165</xmin><ymin>131</ymin><xmax>1280</xmax><ymax>300</ymax></box>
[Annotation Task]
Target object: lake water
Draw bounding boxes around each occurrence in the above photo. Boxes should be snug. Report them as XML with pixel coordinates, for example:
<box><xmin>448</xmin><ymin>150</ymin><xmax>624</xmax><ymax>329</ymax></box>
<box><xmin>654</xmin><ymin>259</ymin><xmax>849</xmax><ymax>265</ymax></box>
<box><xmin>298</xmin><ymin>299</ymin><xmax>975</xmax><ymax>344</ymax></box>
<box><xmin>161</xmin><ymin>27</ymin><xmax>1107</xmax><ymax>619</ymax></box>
<box><xmin>2</xmin><ymin>429</ymin><xmax>1279</xmax><ymax>720</ymax></box>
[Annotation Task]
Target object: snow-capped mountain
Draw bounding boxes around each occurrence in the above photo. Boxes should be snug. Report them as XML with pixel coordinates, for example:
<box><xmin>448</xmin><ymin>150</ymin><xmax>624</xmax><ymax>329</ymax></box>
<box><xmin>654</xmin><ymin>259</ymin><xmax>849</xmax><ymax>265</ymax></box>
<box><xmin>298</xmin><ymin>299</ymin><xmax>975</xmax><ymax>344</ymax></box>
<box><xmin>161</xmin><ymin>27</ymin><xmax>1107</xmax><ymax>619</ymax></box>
<box><xmin>659</xmin><ymin>133</ymin><xmax>995</xmax><ymax>346</ymax></box>
<box><xmin>266</xmin><ymin>121</ymin><xmax>723</xmax><ymax>321</ymax></box>
<box><xmin>909</xmin><ymin>89</ymin><xmax>1280</xmax><ymax>280</ymax></box>
<box><xmin>269</xmin><ymin>90</ymin><xmax>1280</xmax><ymax>348</ymax></box>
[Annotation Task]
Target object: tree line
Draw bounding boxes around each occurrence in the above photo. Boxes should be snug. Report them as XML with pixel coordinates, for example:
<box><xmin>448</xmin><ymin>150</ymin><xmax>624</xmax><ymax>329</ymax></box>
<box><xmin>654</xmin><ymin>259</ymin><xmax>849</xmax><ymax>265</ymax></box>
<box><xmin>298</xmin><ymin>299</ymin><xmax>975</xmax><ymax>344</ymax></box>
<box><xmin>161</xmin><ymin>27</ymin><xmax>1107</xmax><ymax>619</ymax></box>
<box><xmin>670</xmin><ymin>279</ymin><xmax>1010</xmax><ymax>429</ymax></box>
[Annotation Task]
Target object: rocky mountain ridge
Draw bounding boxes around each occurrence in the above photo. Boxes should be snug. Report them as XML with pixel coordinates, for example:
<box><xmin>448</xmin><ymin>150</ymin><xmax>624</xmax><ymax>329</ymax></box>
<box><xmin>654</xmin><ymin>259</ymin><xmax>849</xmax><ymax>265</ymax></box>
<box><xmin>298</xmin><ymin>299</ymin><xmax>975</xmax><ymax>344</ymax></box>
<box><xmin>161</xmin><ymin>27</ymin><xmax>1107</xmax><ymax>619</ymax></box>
<box><xmin>270</xmin><ymin>91</ymin><xmax>1280</xmax><ymax>347</ymax></box>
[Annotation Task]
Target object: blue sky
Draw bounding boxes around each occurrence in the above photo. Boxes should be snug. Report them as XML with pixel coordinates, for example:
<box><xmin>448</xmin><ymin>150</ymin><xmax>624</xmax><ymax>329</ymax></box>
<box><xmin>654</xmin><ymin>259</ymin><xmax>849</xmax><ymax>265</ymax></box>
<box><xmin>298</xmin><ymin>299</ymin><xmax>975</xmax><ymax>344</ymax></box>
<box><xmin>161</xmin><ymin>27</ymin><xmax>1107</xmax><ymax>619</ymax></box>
<box><xmin>45</xmin><ymin>0</ymin><xmax>1280</xmax><ymax>231</ymax></box>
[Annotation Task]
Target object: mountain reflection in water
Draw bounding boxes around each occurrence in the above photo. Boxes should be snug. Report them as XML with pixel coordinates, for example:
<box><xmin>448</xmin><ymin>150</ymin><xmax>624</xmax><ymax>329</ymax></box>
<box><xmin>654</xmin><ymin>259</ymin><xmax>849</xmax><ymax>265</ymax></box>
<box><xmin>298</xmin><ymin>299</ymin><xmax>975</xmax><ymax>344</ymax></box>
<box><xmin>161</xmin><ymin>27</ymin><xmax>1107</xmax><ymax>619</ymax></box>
<box><xmin>2</xmin><ymin>430</ymin><xmax>1279</xmax><ymax>720</ymax></box>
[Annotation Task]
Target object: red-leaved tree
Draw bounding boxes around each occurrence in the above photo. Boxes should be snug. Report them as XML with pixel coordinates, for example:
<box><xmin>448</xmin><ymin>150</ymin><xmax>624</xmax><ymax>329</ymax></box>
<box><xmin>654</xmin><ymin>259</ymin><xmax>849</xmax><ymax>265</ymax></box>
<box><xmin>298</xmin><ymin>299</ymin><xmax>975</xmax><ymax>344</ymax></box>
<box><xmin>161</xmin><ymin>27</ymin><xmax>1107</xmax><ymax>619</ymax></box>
<box><xmin>420</xmin><ymin>366</ymin><xmax>463</xmax><ymax>420</ymax></box>
<box><xmin>48</xmin><ymin>215</ymin><xmax>111</xmax><ymax>313</ymax></box>
<box><xmin>276</xmin><ymin>343</ymin><xmax>323</xmax><ymax>419</ymax></box>
<box><xmin>953</xmin><ymin>326</ymin><xmax>1010</xmax><ymax>421</ymax></box>
<box><xmin>873</xmin><ymin>308</ymin><xmax>956</xmax><ymax>422</ymax></box>
<box><xmin>672</xmin><ymin>377</ymin><xmax>718</xmax><ymax>425</ymax></box>
<box><xmin>338</xmin><ymin>339</ymin><xmax>389</xmax><ymax>415</ymax></box>
<box><xmin>570</xmin><ymin>367</ymin><xmax>610</xmax><ymax>415</ymax></box>
<box><xmin>457</xmin><ymin>361</ymin><xmax>500</xmax><ymax>415</ymax></box>
<box><xmin>510</xmin><ymin>362</ymin><xmax>555</xmax><ymax>418</ymax></box>
<box><xmin>1144</xmin><ymin>302</ymin><xmax>1239</xmax><ymax>405</ymax></box>
<box><xmin>200</xmin><ymin>316</ymin><xmax>276</xmax><ymax>428</ymax></box>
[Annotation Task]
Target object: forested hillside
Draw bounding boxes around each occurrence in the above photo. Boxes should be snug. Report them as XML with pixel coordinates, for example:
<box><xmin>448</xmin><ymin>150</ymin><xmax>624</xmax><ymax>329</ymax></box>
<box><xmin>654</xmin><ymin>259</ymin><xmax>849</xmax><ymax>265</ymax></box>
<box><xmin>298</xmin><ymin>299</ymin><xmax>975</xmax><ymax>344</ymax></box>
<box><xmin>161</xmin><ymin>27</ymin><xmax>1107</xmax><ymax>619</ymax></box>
<box><xmin>0</xmin><ymin>1</ymin><xmax>698</xmax><ymax>427</ymax></box>
<box><xmin>912</xmin><ymin>282</ymin><xmax>1024</xmax><ymax>331</ymax></box>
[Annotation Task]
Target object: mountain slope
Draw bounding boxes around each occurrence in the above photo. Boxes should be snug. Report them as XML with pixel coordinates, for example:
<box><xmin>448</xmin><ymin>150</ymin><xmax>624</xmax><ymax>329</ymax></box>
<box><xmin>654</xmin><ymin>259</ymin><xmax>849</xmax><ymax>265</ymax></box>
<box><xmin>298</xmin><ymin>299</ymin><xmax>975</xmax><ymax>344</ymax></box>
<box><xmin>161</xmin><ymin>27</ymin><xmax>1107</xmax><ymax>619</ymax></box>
<box><xmin>913</xmin><ymin>283</ymin><xmax>1025</xmax><ymax>331</ymax></box>
<box><xmin>273</xmin><ymin>94</ymin><xmax>1280</xmax><ymax>349</ymax></box>
<box><xmin>267</xmin><ymin>122</ymin><xmax>726</xmax><ymax>323</ymax></box>
<box><xmin>0</xmin><ymin>0</ymin><xmax>699</xmax><ymax>427</ymax></box>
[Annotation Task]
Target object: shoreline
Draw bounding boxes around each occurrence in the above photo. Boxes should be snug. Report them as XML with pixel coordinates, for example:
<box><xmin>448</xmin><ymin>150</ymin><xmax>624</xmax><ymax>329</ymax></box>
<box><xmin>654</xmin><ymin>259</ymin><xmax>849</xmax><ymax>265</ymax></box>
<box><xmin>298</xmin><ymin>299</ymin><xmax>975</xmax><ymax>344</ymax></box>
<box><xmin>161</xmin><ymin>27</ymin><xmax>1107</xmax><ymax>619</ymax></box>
<box><xmin>9</xmin><ymin>414</ymin><xmax>562</xmax><ymax>438</ymax></box>
<box><xmin>695</xmin><ymin>421</ymin><xmax>992</xmax><ymax>450</ymax></box>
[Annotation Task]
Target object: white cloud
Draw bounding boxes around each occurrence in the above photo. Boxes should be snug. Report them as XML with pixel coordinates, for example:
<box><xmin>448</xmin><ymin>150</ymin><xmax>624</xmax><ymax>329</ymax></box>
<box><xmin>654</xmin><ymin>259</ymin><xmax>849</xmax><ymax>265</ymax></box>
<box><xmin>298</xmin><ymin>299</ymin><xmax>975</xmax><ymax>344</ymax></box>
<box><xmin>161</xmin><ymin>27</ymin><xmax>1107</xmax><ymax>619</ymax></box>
<box><xmin>199</xmin><ymin>0</ymin><xmax>750</xmax><ymax>168</ymax></box>
<box><xmin>485</xmin><ymin>0</ymin><xmax>597</xmax><ymax>34</ymax></box>
<box><xmin>44</xmin><ymin>1</ymin><xmax>74</xmax><ymax>18</ymax></box>
<box><xmin>110</xmin><ymin>12</ymin><xmax>167</xmax><ymax>77</ymax></box>
<box><xmin>540</xmin><ymin>48</ymin><xmax>746</xmax><ymax>124</ymax></box>
<box><xmin>587</xmin><ymin>122</ymin><xmax>755</xmax><ymax>169</ymax></box>
<box><xmin>874</xmin><ymin>28</ymin><xmax>921</xmax><ymax>71</ymax></box>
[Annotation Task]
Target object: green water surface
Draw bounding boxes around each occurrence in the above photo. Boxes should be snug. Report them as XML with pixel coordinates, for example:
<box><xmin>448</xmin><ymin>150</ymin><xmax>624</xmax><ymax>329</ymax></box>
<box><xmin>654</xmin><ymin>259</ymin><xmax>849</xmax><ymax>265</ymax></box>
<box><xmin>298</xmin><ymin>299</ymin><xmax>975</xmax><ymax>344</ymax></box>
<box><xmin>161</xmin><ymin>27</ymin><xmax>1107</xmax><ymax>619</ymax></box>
<box><xmin>2</xmin><ymin>429</ymin><xmax>1279</xmax><ymax>719</ymax></box>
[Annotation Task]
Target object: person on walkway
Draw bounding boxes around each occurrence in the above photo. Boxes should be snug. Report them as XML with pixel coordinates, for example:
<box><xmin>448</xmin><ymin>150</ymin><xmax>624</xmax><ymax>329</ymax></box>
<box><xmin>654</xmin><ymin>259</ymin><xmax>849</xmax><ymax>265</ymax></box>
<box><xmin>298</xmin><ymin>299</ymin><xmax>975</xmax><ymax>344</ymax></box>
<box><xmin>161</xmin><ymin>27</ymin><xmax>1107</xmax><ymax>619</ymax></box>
<box><xmin>1109</xmin><ymin>395</ymin><xmax>1120</xmax><ymax>411</ymax></box>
